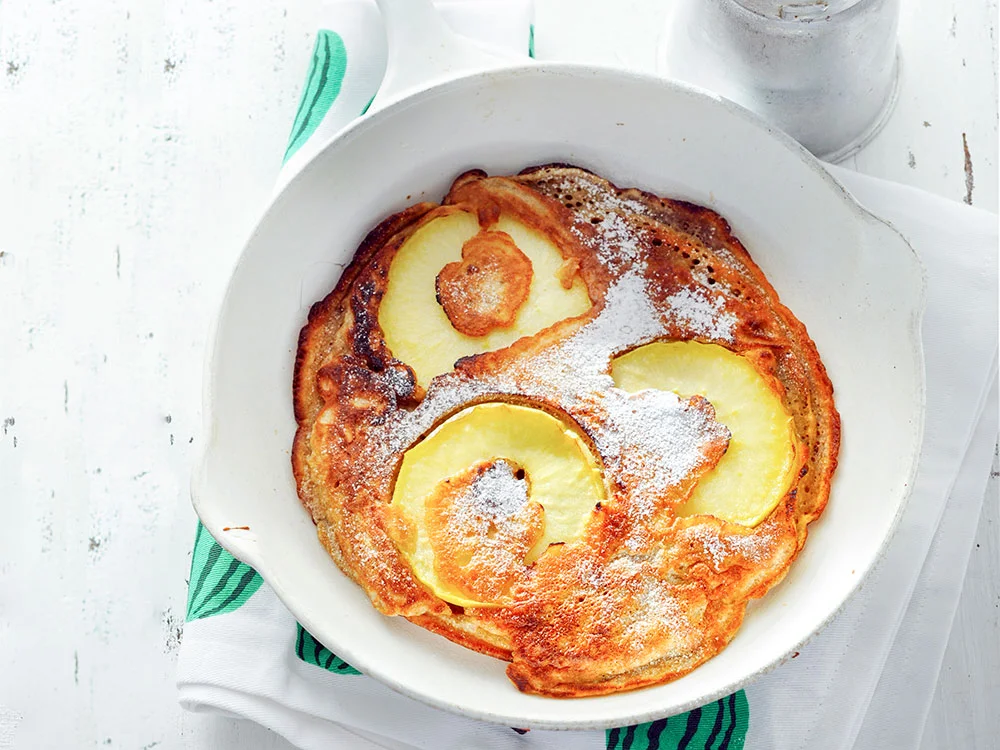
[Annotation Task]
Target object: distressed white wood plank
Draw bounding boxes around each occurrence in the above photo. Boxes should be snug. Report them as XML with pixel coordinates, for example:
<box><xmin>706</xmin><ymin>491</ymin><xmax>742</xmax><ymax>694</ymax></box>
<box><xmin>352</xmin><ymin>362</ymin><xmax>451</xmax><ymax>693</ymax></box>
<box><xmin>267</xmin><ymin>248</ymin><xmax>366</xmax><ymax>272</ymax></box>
<box><xmin>850</xmin><ymin>0</ymin><xmax>999</xmax><ymax>211</ymax></box>
<box><xmin>181</xmin><ymin>715</ymin><xmax>297</xmax><ymax>750</ymax></box>
<box><xmin>0</xmin><ymin>0</ymin><xmax>324</xmax><ymax>747</ymax></box>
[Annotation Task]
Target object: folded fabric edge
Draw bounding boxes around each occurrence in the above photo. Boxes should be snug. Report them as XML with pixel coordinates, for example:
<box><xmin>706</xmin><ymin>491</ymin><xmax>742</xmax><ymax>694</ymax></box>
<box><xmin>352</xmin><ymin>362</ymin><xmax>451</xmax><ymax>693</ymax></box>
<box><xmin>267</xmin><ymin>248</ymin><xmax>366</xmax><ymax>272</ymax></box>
<box><xmin>826</xmin><ymin>163</ymin><xmax>1000</xmax><ymax>225</ymax></box>
<box><xmin>181</xmin><ymin>683</ymin><xmax>396</xmax><ymax>750</ymax></box>
<box><xmin>839</xmin><ymin>351</ymin><xmax>1000</xmax><ymax>750</ymax></box>
<box><xmin>857</xmin><ymin>372</ymin><xmax>998</xmax><ymax>750</ymax></box>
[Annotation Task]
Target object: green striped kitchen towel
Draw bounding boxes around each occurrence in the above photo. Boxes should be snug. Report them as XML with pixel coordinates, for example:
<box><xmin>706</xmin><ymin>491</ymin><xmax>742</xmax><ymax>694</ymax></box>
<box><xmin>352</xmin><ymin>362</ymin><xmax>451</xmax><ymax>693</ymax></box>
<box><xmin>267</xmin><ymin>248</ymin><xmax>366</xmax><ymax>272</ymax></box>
<box><xmin>176</xmin><ymin>2</ymin><xmax>748</xmax><ymax>748</ymax></box>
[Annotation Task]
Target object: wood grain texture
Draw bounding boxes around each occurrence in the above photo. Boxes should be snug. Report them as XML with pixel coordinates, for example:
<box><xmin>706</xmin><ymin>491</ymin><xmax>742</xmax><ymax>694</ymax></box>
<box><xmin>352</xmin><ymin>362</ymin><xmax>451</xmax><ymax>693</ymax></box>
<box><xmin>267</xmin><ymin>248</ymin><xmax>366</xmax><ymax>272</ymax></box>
<box><xmin>0</xmin><ymin>0</ymin><xmax>994</xmax><ymax>747</ymax></box>
<box><xmin>848</xmin><ymin>0</ymin><xmax>999</xmax><ymax>212</ymax></box>
<box><xmin>0</xmin><ymin>1</ymin><xmax>321</xmax><ymax>747</ymax></box>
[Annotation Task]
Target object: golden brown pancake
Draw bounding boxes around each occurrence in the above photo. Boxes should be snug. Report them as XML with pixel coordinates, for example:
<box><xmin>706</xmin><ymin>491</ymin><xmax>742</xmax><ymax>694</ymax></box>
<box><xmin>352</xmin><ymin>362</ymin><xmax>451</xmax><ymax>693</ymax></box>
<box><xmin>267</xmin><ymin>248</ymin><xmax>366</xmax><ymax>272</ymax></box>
<box><xmin>292</xmin><ymin>164</ymin><xmax>840</xmax><ymax>697</ymax></box>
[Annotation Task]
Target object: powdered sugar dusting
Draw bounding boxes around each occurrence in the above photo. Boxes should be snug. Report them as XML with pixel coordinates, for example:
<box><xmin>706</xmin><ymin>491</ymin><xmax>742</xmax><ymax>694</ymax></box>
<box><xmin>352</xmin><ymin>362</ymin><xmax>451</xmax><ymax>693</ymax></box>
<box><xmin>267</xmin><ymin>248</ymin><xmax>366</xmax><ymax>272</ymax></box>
<box><xmin>521</xmin><ymin>268</ymin><xmax>664</xmax><ymax>398</ymax></box>
<box><xmin>623</xmin><ymin>577</ymin><xmax>687</xmax><ymax>652</ymax></box>
<box><xmin>565</xmin><ymin>179</ymin><xmax>652</xmax><ymax>274</ymax></box>
<box><xmin>663</xmin><ymin>287</ymin><xmax>737</xmax><ymax>342</ymax></box>
<box><xmin>685</xmin><ymin>523</ymin><xmax>778</xmax><ymax>571</ymax></box>
<box><xmin>367</xmin><ymin>242</ymin><xmax>729</xmax><ymax>518</ymax></box>
<box><xmin>433</xmin><ymin>460</ymin><xmax>537</xmax><ymax>597</ymax></box>
<box><xmin>573</xmin><ymin>212</ymin><xmax>644</xmax><ymax>272</ymax></box>
<box><xmin>577</xmin><ymin>551</ymin><xmax>693</xmax><ymax>653</ymax></box>
<box><xmin>460</xmin><ymin>460</ymin><xmax>529</xmax><ymax>522</ymax></box>
<box><xmin>602</xmin><ymin>388</ymin><xmax>729</xmax><ymax>518</ymax></box>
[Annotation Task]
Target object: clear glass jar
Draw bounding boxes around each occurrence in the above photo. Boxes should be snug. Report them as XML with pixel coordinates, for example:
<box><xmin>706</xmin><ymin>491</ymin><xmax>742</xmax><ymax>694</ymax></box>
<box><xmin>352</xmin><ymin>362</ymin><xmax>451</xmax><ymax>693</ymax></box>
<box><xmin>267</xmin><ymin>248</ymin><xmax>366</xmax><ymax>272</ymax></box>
<box><xmin>659</xmin><ymin>0</ymin><xmax>901</xmax><ymax>161</ymax></box>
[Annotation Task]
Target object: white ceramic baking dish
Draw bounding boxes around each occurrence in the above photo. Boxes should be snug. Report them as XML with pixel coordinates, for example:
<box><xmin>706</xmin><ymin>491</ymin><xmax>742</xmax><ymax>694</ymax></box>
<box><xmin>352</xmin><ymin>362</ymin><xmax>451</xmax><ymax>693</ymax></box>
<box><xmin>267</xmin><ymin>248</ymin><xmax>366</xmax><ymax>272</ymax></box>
<box><xmin>192</xmin><ymin>0</ymin><xmax>925</xmax><ymax>730</ymax></box>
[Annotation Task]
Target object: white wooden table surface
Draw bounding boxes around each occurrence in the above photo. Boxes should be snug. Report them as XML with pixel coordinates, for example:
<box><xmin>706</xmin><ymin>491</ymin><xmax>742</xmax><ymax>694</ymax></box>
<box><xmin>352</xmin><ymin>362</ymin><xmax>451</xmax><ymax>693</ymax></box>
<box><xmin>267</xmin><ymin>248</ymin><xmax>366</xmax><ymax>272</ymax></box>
<box><xmin>0</xmin><ymin>0</ymin><xmax>996</xmax><ymax>748</ymax></box>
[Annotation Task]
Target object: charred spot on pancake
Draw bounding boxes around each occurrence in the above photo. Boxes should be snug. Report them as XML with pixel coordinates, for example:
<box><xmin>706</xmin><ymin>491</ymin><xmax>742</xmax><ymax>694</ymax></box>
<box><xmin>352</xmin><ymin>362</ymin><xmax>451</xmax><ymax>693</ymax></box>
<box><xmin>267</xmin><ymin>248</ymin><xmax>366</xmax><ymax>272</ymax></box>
<box><xmin>435</xmin><ymin>230</ymin><xmax>534</xmax><ymax>337</ymax></box>
<box><xmin>350</xmin><ymin>280</ymin><xmax>390</xmax><ymax>372</ymax></box>
<box><xmin>313</xmin><ymin>359</ymin><xmax>394</xmax><ymax>446</ymax></box>
<box><xmin>316</xmin><ymin>355</ymin><xmax>420</xmax><ymax>430</ymax></box>
<box><xmin>317</xmin><ymin>358</ymin><xmax>389</xmax><ymax>409</ymax></box>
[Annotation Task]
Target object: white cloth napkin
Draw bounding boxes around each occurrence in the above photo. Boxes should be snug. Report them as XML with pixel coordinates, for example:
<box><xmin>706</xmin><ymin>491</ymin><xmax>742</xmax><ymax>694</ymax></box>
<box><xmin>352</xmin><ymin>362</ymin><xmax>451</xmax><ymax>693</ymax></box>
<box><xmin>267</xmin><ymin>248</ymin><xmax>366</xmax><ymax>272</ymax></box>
<box><xmin>177</xmin><ymin>3</ymin><xmax>1000</xmax><ymax>748</ymax></box>
<box><xmin>743</xmin><ymin>165</ymin><xmax>998</xmax><ymax>749</ymax></box>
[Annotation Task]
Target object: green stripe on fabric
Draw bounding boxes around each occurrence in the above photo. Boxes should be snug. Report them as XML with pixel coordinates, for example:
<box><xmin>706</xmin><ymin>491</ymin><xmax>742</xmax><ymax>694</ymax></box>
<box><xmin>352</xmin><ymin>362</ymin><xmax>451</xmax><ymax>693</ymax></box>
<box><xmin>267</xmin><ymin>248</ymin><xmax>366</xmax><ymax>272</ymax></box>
<box><xmin>606</xmin><ymin>691</ymin><xmax>748</xmax><ymax>750</ymax></box>
<box><xmin>295</xmin><ymin>622</ymin><xmax>306</xmax><ymax>660</ymax></box>
<box><xmin>645</xmin><ymin>717</ymin><xmax>670</xmax><ymax>749</ymax></box>
<box><xmin>693</xmin><ymin>700</ymin><xmax>723</xmax><ymax>749</ymax></box>
<box><xmin>186</xmin><ymin>522</ymin><xmax>264</xmax><ymax>621</ymax></box>
<box><xmin>719</xmin><ymin>691</ymin><xmax>749</xmax><ymax>750</ymax></box>
<box><xmin>528</xmin><ymin>23</ymin><xmax>535</xmax><ymax>58</ymax></box>
<box><xmin>187</xmin><ymin>522</ymin><xmax>218</xmax><ymax>611</ymax></box>
<box><xmin>623</xmin><ymin>724</ymin><xmax>638</xmax><ymax>749</ymax></box>
<box><xmin>283</xmin><ymin>30</ymin><xmax>348</xmax><ymax>163</ymax></box>
<box><xmin>295</xmin><ymin>624</ymin><xmax>361</xmax><ymax>675</ymax></box>
<box><xmin>703</xmin><ymin>699</ymin><xmax>726</xmax><ymax>749</ymax></box>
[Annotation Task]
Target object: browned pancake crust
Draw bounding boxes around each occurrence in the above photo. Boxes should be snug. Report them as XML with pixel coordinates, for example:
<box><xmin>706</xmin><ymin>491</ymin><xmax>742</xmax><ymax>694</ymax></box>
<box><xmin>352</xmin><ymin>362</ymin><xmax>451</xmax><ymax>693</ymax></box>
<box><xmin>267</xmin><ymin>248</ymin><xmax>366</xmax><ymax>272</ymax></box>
<box><xmin>292</xmin><ymin>164</ymin><xmax>840</xmax><ymax>697</ymax></box>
